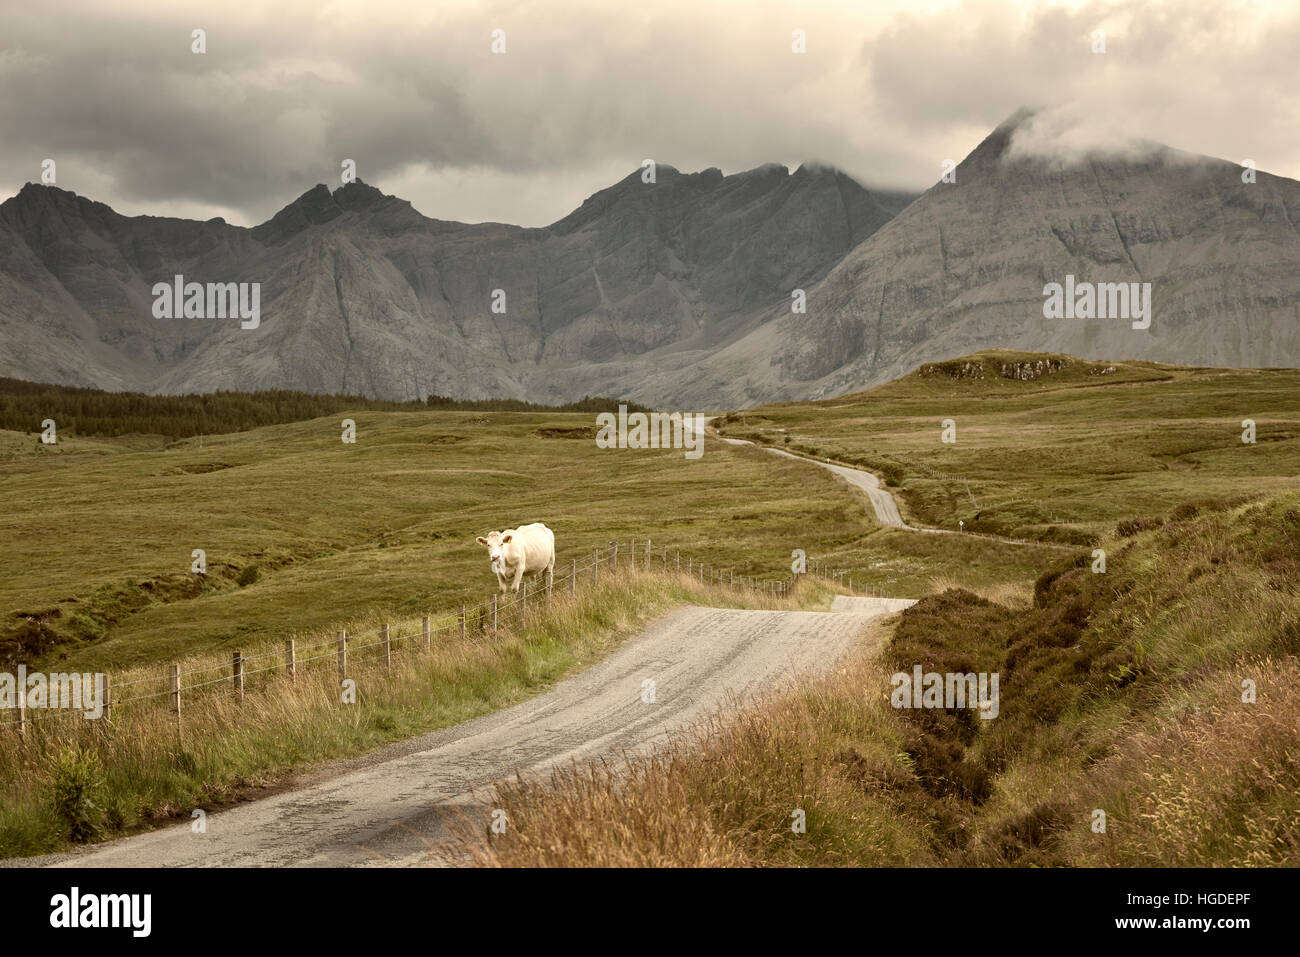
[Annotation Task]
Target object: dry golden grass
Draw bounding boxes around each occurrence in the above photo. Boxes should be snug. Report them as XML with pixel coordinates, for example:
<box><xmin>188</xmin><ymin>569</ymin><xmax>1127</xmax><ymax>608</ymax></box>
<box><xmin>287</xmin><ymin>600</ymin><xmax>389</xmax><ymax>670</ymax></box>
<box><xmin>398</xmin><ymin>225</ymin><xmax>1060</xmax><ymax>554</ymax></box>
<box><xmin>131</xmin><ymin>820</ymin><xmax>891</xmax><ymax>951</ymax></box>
<box><xmin>0</xmin><ymin>566</ymin><xmax>828</xmax><ymax>858</ymax></box>
<box><xmin>1062</xmin><ymin>656</ymin><xmax>1300</xmax><ymax>867</ymax></box>
<box><xmin>465</xmin><ymin>615</ymin><xmax>944</xmax><ymax>867</ymax></box>
<box><xmin>466</xmin><ymin>495</ymin><xmax>1300</xmax><ymax>868</ymax></box>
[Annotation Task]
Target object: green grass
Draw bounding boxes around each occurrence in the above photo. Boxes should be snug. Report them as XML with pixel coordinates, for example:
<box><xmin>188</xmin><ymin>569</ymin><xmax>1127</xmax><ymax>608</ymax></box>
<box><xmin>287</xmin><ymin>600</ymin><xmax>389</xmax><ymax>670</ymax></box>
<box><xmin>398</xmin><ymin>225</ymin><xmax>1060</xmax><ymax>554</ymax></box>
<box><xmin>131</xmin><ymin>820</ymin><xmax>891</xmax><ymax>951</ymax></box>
<box><xmin>716</xmin><ymin>350</ymin><xmax>1300</xmax><ymax>546</ymax></box>
<box><xmin>1</xmin><ymin>409</ymin><xmax>893</xmax><ymax>671</ymax></box>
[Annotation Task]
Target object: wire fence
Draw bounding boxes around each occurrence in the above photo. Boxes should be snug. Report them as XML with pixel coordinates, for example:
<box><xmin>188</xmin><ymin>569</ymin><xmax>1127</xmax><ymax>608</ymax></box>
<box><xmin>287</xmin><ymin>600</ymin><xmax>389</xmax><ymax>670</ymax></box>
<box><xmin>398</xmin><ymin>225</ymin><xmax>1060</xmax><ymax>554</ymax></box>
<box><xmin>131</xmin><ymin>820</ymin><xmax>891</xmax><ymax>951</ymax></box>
<box><xmin>0</xmin><ymin>540</ymin><xmax>872</xmax><ymax>737</ymax></box>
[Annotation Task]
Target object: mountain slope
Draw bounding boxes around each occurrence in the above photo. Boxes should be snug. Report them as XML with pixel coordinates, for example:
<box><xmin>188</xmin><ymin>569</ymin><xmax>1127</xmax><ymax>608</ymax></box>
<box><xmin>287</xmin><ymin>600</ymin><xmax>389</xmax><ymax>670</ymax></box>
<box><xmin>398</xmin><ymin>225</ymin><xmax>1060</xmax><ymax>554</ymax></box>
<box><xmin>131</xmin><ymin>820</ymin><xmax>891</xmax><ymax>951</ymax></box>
<box><xmin>0</xmin><ymin>166</ymin><xmax>914</xmax><ymax>403</ymax></box>
<box><xmin>5</xmin><ymin>109</ymin><xmax>1298</xmax><ymax>410</ymax></box>
<box><xmin>647</xmin><ymin>113</ymin><xmax>1300</xmax><ymax>406</ymax></box>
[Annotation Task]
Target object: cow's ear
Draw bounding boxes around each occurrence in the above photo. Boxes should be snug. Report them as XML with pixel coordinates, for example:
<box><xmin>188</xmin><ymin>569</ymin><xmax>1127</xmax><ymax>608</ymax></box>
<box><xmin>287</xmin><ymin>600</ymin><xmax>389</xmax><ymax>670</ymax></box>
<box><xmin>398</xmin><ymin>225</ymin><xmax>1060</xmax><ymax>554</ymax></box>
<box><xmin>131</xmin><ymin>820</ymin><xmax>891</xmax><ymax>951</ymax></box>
<box><xmin>476</xmin><ymin>537</ymin><xmax>488</xmax><ymax>546</ymax></box>
<box><xmin>501</xmin><ymin>534</ymin><xmax>513</xmax><ymax>544</ymax></box>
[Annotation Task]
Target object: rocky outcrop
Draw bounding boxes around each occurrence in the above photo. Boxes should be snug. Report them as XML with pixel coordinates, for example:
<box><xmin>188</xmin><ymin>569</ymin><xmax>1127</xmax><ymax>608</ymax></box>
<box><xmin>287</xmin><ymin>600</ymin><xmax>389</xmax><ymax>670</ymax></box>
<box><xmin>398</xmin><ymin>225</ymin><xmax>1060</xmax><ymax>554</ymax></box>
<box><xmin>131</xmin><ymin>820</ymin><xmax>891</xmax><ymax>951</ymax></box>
<box><xmin>917</xmin><ymin>357</ymin><xmax>1069</xmax><ymax>381</ymax></box>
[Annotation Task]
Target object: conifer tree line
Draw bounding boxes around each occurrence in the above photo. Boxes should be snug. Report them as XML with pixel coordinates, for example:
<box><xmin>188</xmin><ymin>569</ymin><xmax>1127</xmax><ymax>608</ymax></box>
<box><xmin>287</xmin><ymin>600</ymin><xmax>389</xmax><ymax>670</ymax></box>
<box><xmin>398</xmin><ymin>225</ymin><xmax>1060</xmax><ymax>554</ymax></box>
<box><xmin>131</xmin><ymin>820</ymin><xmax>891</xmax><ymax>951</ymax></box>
<box><xmin>0</xmin><ymin>377</ymin><xmax>651</xmax><ymax>439</ymax></box>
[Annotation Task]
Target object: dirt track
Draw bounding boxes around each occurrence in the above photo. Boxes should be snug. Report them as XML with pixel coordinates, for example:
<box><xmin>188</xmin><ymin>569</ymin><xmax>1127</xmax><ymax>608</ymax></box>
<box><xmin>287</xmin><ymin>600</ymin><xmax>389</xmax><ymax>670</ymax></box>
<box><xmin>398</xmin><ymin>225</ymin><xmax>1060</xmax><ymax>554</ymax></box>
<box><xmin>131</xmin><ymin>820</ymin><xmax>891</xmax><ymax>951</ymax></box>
<box><xmin>32</xmin><ymin>596</ymin><xmax>913</xmax><ymax>868</ymax></box>
<box><xmin>715</xmin><ymin>434</ymin><xmax>917</xmax><ymax>529</ymax></box>
<box><xmin>711</xmin><ymin>425</ymin><xmax>1072</xmax><ymax>549</ymax></box>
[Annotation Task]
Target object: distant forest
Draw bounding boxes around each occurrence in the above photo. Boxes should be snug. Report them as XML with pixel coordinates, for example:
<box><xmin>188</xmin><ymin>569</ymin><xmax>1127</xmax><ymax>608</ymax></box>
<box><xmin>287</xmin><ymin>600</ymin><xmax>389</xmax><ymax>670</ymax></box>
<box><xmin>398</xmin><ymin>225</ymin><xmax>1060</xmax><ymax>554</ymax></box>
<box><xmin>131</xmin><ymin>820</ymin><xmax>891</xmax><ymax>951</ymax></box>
<box><xmin>0</xmin><ymin>377</ymin><xmax>651</xmax><ymax>439</ymax></box>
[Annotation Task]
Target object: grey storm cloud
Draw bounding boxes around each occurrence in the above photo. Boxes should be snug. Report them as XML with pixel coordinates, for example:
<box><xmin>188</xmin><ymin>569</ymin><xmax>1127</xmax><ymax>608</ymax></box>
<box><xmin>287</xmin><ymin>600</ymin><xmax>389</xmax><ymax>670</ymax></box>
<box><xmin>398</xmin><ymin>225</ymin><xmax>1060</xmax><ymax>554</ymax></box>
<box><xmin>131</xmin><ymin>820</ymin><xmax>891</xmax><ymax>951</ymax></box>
<box><xmin>1</xmin><ymin>0</ymin><xmax>1296</xmax><ymax>227</ymax></box>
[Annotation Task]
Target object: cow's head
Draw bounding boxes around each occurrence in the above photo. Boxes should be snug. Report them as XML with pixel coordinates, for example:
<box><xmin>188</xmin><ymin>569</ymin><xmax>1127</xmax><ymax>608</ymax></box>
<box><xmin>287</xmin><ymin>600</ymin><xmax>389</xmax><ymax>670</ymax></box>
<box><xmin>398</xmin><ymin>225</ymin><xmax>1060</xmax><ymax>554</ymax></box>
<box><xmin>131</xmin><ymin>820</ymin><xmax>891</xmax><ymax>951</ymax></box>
<box><xmin>475</xmin><ymin>530</ymin><xmax>514</xmax><ymax>574</ymax></box>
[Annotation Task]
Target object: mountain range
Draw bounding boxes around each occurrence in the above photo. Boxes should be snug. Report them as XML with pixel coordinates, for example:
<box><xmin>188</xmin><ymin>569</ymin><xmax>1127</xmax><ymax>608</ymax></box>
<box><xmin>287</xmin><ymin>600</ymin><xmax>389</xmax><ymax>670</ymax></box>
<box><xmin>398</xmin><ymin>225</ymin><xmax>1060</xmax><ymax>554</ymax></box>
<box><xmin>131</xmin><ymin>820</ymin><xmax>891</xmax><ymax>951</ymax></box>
<box><xmin>2</xmin><ymin>111</ymin><xmax>1297</xmax><ymax>408</ymax></box>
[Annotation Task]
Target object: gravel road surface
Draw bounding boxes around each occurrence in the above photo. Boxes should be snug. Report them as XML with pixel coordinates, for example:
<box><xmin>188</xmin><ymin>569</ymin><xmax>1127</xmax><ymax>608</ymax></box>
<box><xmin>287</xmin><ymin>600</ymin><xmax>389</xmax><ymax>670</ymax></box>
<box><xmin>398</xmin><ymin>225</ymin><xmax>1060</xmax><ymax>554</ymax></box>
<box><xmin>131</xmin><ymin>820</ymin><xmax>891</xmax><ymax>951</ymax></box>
<box><xmin>30</xmin><ymin>597</ymin><xmax>913</xmax><ymax>868</ymax></box>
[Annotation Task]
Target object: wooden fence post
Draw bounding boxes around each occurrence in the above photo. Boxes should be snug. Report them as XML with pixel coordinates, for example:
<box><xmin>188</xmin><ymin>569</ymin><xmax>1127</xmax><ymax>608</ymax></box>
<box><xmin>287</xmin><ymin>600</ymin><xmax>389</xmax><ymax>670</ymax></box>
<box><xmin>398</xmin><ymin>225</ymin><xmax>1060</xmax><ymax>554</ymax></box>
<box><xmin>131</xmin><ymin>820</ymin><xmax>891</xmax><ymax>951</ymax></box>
<box><xmin>611</xmin><ymin>542</ymin><xmax>618</xmax><ymax>572</ymax></box>
<box><xmin>424</xmin><ymin>615</ymin><xmax>431</xmax><ymax>650</ymax></box>
<box><xmin>646</xmin><ymin>539</ymin><xmax>652</xmax><ymax>567</ymax></box>
<box><xmin>593</xmin><ymin>550</ymin><xmax>599</xmax><ymax>585</ymax></box>
<box><xmin>676</xmin><ymin>550</ymin><xmax>680</xmax><ymax>573</ymax></box>
<box><xmin>337</xmin><ymin>630</ymin><xmax>347</xmax><ymax>680</ymax></box>
<box><xmin>285</xmin><ymin>639</ymin><xmax>296</xmax><ymax>682</ymax></box>
<box><xmin>232</xmin><ymin>652</ymin><xmax>244</xmax><ymax>700</ymax></box>
<box><xmin>459</xmin><ymin>606</ymin><xmax>466</xmax><ymax>641</ymax></box>
<box><xmin>521</xmin><ymin>582</ymin><xmax>528</xmax><ymax>623</ymax></box>
<box><xmin>102</xmin><ymin>673</ymin><xmax>112</xmax><ymax>722</ymax></box>
<box><xmin>629</xmin><ymin>540</ymin><xmax>635</xmax><ymax>572</ymax></box>
<box><xmin>15</xmin><ymin>689</ymin><xmax>24</xmax><ymax>739</ymax></box>
<box><xmin>170</xmin><ymin>664</ymin><xmax>181</xmax><ymax>719</ymax></box>
<box><xmin>662</xmin><ymin>546</ymin><xmax>667</xmax><ymax>571</ymax></box>
<box><xmin>382</xmin><ymin>624</ymin><xmax>391</xmax><ymax>670</ymax></box>
<box><xmin>491</xmin><ymin>594</ymin><xmax>498</xmax><ymax>635</ymax></box>
<box><xmin>570</xmin><ymin>559</ymin><xmax>577</xmax><ymax>597</ymax></box>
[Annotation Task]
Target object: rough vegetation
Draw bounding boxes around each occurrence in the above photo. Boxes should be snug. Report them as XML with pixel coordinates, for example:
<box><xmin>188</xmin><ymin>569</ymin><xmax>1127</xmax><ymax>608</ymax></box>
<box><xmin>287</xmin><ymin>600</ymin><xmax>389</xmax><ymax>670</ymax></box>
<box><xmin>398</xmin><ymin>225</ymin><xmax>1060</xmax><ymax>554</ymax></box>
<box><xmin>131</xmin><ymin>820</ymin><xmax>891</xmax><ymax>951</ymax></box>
<box><xmin>717</xmin><ymin>351</ymin><xmax>1300</xmax><ymax>545</ymax></box>
<box><xmin>473</xmin><ymin>495</ymin><xmax>1300</xmax><ymax>867</ymax></box>
<box><xmin>0</xmin><ymin>570</ymin><xmax>837</xmax><ymax>859</ymax></box>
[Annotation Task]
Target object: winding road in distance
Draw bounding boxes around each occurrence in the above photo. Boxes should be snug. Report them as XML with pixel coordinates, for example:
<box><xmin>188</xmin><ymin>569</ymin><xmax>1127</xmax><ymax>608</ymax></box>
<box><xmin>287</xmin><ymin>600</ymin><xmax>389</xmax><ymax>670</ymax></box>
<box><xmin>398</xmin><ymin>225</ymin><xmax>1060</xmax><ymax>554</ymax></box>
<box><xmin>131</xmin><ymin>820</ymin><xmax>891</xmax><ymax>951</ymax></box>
<box><xmin>705</xmin><ymin>419</ymin><xmax>1075</xmax><ymax>549</ymax></box>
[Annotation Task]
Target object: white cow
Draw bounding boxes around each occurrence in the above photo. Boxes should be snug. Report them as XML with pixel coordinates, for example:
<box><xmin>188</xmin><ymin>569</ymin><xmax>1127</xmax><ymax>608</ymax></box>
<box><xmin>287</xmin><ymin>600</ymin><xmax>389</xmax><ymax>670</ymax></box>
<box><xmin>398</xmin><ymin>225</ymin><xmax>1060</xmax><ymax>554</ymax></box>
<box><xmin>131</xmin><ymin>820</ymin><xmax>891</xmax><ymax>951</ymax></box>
<box><xmin>476</xmin><ymin>522</ymin><xmax>556</xmax><ymax>594</ymax></box>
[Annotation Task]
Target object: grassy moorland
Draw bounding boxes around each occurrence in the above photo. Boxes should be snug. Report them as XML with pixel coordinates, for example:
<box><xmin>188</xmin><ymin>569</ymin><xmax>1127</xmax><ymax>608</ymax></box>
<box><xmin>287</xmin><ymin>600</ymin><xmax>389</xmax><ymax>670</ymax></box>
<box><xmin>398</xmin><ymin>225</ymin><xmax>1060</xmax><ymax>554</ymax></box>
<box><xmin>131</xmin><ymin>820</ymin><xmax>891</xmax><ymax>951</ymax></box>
<box><xmin>473</xmin><ymin>494</ymin><xmax>1300</xmax><ymax>867</ymax></box>
<box><xmin>7</xmin><ymin>350</ymin><xmax>1297</xmax><ymax>865</ymax></box>
<box><xmin>715</xmin><ymin>350</ymin><xmax>1300</xmax><ymax>547</ymax></box>
<box><xmin>1</xmin><ymin>409</ymin><xmax>898</xmax><ymax>672</ymax></box>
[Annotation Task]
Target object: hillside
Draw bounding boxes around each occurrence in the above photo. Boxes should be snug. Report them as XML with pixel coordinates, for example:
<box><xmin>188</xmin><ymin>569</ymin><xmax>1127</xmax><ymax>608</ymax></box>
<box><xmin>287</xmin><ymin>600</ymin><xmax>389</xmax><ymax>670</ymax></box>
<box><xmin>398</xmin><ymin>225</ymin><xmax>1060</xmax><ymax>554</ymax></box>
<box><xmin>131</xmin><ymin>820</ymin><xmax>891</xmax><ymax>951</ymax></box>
<box><xmin>5</xmin><ymin>112</ymin><xmax>1300</xmax><ymax>410</ymax></box>
<box><xmin>0</xmin><ymin>165</ymin><xmax>913</xmax><ymax>405</ymax></box>
<box><xmin>646</xmin><ymin>111</ymin><xmax>1300</xmax><ymax>407</ymax></box>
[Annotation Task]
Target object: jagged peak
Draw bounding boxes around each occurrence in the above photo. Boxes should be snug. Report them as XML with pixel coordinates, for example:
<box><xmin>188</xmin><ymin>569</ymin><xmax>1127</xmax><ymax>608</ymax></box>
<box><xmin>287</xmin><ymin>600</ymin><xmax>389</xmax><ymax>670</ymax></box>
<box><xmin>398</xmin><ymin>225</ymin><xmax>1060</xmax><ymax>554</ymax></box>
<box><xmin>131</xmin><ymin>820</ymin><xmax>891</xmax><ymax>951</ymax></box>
<box><xmin>9</xmin><ymin>181</ymin><xmax>94</xmax><ymax>208</ymax></box>
<box><xmin>332</xmin><ymin>178</ymin><xmax>388</xmax><ymax>211</ymax></box>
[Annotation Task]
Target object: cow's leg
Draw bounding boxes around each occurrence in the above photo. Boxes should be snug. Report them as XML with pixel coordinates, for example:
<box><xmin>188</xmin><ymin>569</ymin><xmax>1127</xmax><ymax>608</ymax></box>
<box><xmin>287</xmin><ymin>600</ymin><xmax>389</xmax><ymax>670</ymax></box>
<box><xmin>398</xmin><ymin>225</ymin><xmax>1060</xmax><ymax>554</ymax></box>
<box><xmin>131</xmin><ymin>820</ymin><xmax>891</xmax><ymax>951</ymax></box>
<box><xmin>497</xmin><ymin>571</ymin><xmax>508</xmax><ymax>594</ymax></box>
<box><xmin>511</xmin><ymin>564</ymin><xmax>525</xmax><ymax>592</ymax></box>
<box><xmin>545</xmin><ymin>557</ymin><xmax>554</xmax><ymax>592</ymax></box>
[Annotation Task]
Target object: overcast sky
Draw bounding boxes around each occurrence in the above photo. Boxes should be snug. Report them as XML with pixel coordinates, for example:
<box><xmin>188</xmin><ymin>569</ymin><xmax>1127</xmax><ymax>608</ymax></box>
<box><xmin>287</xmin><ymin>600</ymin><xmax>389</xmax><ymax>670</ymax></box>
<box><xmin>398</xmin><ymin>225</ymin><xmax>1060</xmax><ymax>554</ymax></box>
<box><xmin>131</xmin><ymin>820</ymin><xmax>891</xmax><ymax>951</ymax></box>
<box><xmin>1</xmin><ymin>0</ymin><xmax>1296</xmax><ymax>227</ymax></box>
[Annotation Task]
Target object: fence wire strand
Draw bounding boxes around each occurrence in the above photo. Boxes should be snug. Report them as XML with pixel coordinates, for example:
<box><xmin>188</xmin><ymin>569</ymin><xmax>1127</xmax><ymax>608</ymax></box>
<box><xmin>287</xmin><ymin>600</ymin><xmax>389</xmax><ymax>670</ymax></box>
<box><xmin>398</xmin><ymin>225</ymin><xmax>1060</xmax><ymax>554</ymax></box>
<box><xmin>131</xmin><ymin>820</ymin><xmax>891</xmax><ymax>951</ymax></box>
<box><xmin>5</xmin><ymin>541</ymin><xmax>806</xmax><ymax>735</ymax></box>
